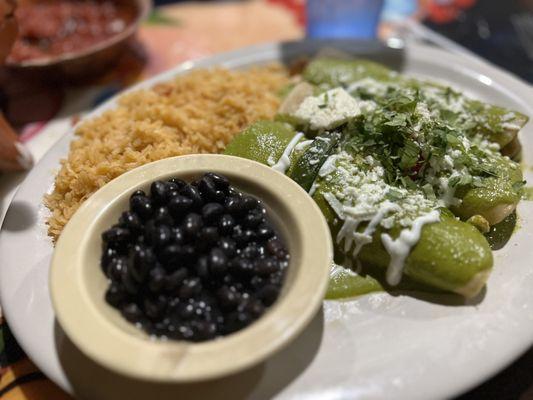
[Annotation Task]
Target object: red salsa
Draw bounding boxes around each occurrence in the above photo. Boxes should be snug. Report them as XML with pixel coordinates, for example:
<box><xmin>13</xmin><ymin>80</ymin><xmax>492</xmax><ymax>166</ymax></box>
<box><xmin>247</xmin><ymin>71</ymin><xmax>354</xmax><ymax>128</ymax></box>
<box><xmin>8</xmin><ymin>0</ymin><xmax>136</xmax><ymax>63</ymax></box>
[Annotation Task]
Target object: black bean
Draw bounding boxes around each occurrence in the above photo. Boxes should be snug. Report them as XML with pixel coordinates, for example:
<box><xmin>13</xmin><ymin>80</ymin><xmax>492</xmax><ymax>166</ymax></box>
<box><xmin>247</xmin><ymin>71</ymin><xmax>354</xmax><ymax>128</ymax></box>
<box><xmin>177</xmin><ymin>323</ymin><xmax>195</xmax><ymax>340</ymax></box>
<box><xmin>198</xmin><ymin>176</ymin><xmax>217</xmax><ymax>200</ymax></box>
<box><xmin>242</xmin><ymin>230</ymin><xmax>256</xmax><ymax>245</ymax></box>
<box><xmin>102</xmin><ymin>226</ymin><xmax>131</xmax><ymax>245</ymax></box>
<box><xmin>144</xmin><ymin>297</ymin><xmax>165</xmax><ymax>320</ymax></box>
<box><xmin>180</xmin><ymin>184</ymin><xmax>203</xmax><ymax>208</ymax></box>
<box><xmin>166</xmin><ymin>181</ymin><xmax>180</xmax><ymax>194</ymax></box>
<box><xmin>105</xmin><ymin>283</ymin><xmax>127</xmax><ymax>307</ymax></box>
<box><xmin>225</xmin><ymin>196</ymin><xmax>245</xmax><ymax>215</ymax></box>
<box><xmin>242</xmin><ymin>195</ymin><xmax>259</xmax><ymax>211</ymax></box>
<box><xmin>198</xmin><ymin>226</ymin><xmax>219</xmax><ymax>245</ymax></box>
<box><xmin>119</xmin><ymin>211</ymin><xmax>142</xmax><ymax>233</ymax></box>
<box><xmin>121</xmin><ymin>303</ymin><xmax>143</xmax><ymax>323</ymax></box>
<box><xmin>150</xmin><ymin>181</ymin><xmax>169</xmax><ymax>205</ymax></box>
<box><xmin>183</xmin><ymin>213</ymin><xmax>203</xmax><ymax>237</ymax></box>
<box><xmin>161</xmin><ymin>244</ymin><xmax>181</xmax><ymax>264</ymax></box>
<box><xmin>241</xmin><ymin>243</ymin><xmax>259</xmax><ymax>259</ymax></box>
<box><xmin>196</xmin><ymin>256</ymin><xmax>210</xmax><ymax>280</ymax></box>
<box><xmin>218</xmin><ymin>237</ymin><xmax>236</xmax><ymax>257</ymax></box>
<box><xmin>130</xmin><ymin>189</ymin><xmax>146</xmax><ymax>199</ymax></box>
<box><xmin>150</xmin><ymin>224</ymin><xmax>172</xmax><ymax>248</ymax></box>
<box><xmin>130</xmin><ymin>195</ymin><xmax>153</xmax><ymax>220</ymax></box>
<box><xmin>166</xmin><ymin>296</ymin><xmax>179</xmax><ymax>310</ymax></box>
<box><xmin>204</xmin><ymin>172</ymin><xmax>229</xmax><ymax>191</ymax></box>
<box><xmin>232</xmin><ymin>225</ymin><xmax>246</xmax><ymax>245</ymax></box>
<box><xmin>250</xmin><ymin>276</ymin><xmax>265</xmax><ymax>290</ymax></box>
<box><xmin>225</xmin><ymin>310</ymin><xmax>251</xmax><ymax>333</ymax></box>
<box><xmin>231</xmin><ymin>225</ymin><xmax>255</xmax><ymax>246</ymax></box>
<box><xmin>255</xmin><ymin>258</ymin><xmax>280</xmax><ymax>276</ymax></box>
<box><xmin>256</xmin><ymin>223</ymin><xmax>275</xmax><ymax>240</ymax></box>
<box><xmin>217</xmin><ymin>286</ymin><xmax>239</xmax><ymax>310</ymax></box>
<box><xmin>257</xmin><ymin>284</ymin><xmax>279</xmax><ymax>306</ymax></box>
<box><xmin>178</xmin><ymin>244</ymin><xmax>196</xmax><ymax>263</ymax></box>
<box><xmin>106</xmin><ymin>256</ymin><xmax>127</xmax><ymax>281</ymax></box>
<box><xmin>191</xmin><ymin>320</ymin><xmax>216</xmax><ymax>341</ymax></box>
<box><xmin>171</xmin><ymin>304</ymin><xmax>189</xmax><ymax>323</ymax></box>
<box><xmin>269</xmin><ymin>271</ymin><xmax>285</xmax><ymax>286</ymax></box>
<box><xmin>191</xmin><ymin>299</ymin><xmax>211</xmax><ymax>318</ymax></box>
<box><xmin>143</xmin><ymin>220</ymin><xmax>156</xmax><ymax>242</ymax></box>
<box><xmin>168</xmin><ymin>178</ymin><xmax>186</xmax><ymax>189</ymax></box>
<box><xmin>148</xmin><ymin>266</ymin><xmax>166</xmax><ymax>292</ymax></box>
<box><xmin>164</xmin><ymin>268</ymin><xmax>188</xmax><ymax>292</ymax></box>
<box><xmin>153</xmin><ymin>207</ymin><xmax>174</xmax><ymax>226</ymax></box>
<box><xmin>246</xmin><ymin>299</ymin><xmax>265</xmax><ymax>317</ymax></box>
<box><xmin>213</xmin><ymin>190</ymin><xmax>226</xmax><ymax>203</ymax></box>
<box><xmin>121</xmin><ymin>264</ymin><xmax>139</xmax><ymax>294</ymax></box>
<box><xmin>218</xmin><ymin>214</ymin><xmax>235</xmax><ymax>234</ymax></box>
<box><xmin>229</xmin><ymin>281</ymin><xmax>244</xmax><ymax>293</ymax></box>
<box><xmin>168</xmin><ymin>195</ymin><xmax>193</xmax><ymax>218</ymax></box>
<box><xmin>101</xmin><ymin>246</ymin><xmax>118</xmax><ymax>270</ymax></box>
<box><xmin>171</xmin><ymin>227</ymin><xmax>186</xmax><ymax>245</ymax></box>
<box><xmin>231</xmin><ymin>257</ymin><xmax>254</xmax><ymax>277</ymax></box>
<box><xmin>209</xmin><ymin>248</ymin><xmax>227</xmax><ymax>276</ymax></box>
<box><xmin>243</xmin><ymin>209</ymin><xmax>264</xmax><ymax>228</ymax></box>
<box><xmin>153</xmin><ymin>320</ymin><xmax>169</xmax><ymax>336</ymax></box>
<box><xmin>129</xmin><ymin>244</ymin><xmax>155</xmax><ymax>282</ymax></box>
<box><xmin>202</xmin><ymin>203</ymin><xmax>224</xmax><ymax>223</ymax></box>
<box><xmin>266</xmin><ymin>238</ymin><xmax>285</xmax><ymax>256</ymax></box>
<box><xmin>179</xmin><ymin>278</ymin><xmax>202</xmax><ymax>299</ymax></box>
<box><xmin>137</xmin><ymin>319</ymin><xmax>153</xmax><ymax>334</ymax></box>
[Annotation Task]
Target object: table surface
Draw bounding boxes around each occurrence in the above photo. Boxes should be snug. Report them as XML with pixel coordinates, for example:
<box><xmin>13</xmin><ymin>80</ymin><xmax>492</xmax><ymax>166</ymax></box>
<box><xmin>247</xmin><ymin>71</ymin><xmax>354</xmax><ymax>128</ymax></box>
<box><xmin>0</xmin><ymin>1</ymin><xmax>531</xmax><ymax>399</ymax></box>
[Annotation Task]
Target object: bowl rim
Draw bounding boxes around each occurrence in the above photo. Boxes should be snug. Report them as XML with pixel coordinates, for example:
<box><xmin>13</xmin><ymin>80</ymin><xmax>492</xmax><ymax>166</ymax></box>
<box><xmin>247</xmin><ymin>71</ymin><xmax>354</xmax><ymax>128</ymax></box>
<box><xmin>49</xmin><ymin>154</ymin><xmax>333</xmax><ymax>382</ymax></box>
<box><xmin>6</xmin><ymin>0</ymin><xmax>152</xmax><ymax>68</ymax></box>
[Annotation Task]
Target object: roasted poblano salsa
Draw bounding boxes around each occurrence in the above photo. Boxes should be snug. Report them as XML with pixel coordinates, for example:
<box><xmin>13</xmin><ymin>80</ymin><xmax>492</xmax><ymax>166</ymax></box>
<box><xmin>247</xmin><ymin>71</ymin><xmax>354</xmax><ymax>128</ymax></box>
<box><xmin>224</xmin><ymin>57</ymin><xmax>528</xmax><ymax>299</ymax></box>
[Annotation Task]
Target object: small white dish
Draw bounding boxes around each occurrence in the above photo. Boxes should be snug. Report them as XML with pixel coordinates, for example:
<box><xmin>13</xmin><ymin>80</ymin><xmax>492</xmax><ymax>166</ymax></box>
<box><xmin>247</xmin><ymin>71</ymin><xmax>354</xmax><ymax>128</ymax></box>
<box><xmin>49</xmin><ymin>154</ymin><xmax>333</xmax><ymax>382</ymax></box>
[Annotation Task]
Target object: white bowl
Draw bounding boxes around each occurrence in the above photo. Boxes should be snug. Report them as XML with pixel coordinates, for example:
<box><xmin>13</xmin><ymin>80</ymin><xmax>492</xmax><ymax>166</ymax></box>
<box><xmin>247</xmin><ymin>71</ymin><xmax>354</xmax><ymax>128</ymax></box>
<box><xmin>49</xmin><ymin>154</ymin><xmax>333</xmax><ymax>382</ymax></box>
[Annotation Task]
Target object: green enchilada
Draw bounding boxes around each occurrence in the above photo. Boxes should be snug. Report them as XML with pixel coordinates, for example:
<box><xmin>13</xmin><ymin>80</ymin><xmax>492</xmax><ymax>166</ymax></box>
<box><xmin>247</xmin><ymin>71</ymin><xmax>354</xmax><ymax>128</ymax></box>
<box><xmin>225</xmin><ymin>57</ymin><xmax>528</xmax><ymax>300</ymax></box>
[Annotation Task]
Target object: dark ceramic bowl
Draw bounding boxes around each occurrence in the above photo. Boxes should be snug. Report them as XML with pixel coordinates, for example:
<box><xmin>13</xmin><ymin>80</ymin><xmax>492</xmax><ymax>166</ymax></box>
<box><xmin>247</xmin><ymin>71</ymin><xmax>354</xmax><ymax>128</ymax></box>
<box><xmin>4</xmin><ymin>0</ymin><xmax>151</xmax><ymax>83</ymax></box>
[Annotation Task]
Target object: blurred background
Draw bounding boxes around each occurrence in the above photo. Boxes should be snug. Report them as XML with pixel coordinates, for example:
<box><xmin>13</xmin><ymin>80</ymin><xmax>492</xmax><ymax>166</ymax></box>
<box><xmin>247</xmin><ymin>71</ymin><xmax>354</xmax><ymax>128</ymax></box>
<box><xmin>2</xmin><ymin>0</ymin><xmax>533</xmax><ymax>160</ymax></box>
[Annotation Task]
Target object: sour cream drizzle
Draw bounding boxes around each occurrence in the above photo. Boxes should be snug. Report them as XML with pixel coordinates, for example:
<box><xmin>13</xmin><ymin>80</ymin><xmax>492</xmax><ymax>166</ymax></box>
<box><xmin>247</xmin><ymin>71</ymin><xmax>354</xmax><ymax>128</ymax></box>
<box><xmin>272</xmin><ymin>132</ymin><xmax>305</xmax><ymax>174</ymax></box>
<box><xmin>335</xmin><ymin>202</ymin><xmax>401</xmax><ymax>257</ymax></box>
<box><xmin>381</xmin><ymin>210</ymin><xmax>440</xmax><ymax>286</ymax></box>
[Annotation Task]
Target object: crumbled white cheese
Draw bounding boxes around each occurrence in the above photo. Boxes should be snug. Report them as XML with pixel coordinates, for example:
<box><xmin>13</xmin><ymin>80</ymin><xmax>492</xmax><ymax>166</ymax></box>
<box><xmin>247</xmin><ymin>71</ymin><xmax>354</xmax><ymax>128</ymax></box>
<box><xmin>501</xmin><ymin>122</ymin><xmax>521</xmax><ymax>131</ymax></box>
<box><xmin>321</xmin><ymin>151</ymin><xmax>437</xmax><ymax>262</ymax></box>
<box><xmin>318</xmin><ymin>154</ymin><xmax>341</xmax><ymax>177</ymax></box>
<box><xmin>293</xmin><ymin>139</ymin><xmax>313</xmax><ymax>152</ymax></box>
<box><xmin>346</xmin><ymin>77</ymin><xmax>388</xmax><ymax>96</ymax></box>
<box><xmin>292</xmin><ymin>88</ymin><xmax>363</xmax><ymax>130</ymax></box>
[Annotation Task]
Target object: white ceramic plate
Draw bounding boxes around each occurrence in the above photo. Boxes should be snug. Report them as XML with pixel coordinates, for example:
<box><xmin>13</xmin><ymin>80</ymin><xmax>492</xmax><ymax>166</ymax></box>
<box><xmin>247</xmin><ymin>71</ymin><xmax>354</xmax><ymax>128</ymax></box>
<box><xmin>1</xmin><ymin>40</ymin><xmax>533</xmax><ymax>400</ymax></box>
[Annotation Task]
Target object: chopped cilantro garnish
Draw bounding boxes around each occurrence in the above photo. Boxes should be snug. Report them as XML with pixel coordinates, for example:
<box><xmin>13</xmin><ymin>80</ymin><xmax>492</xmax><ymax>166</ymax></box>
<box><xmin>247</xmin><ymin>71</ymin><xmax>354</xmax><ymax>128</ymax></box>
<box><xmin>399</xmin><ymin>139</ymin><xmax>419</xmax><ymax>170</ymax></box>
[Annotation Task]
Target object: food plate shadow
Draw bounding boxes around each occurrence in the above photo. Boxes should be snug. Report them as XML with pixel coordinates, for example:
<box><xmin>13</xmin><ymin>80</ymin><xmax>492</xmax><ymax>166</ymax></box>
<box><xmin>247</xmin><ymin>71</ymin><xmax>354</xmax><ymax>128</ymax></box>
<box><xmin>390</xmin><ymin>286</ymin><xmax>487</xmax><ymax>307</ymax></box>
<box><xmin>0</xmin><ymin>171</ymin><xmax>29</xmax><ymax>225</ymax></box>
<box><xmin>1</xmin><ymin>200</ymin><xmax>36</xmax><ymax>231</ymax></box>
<box><xmin>53</xmin><ymin>306</ymin><xmax>325</xmax><ymax>400</ymax></box>
<box><xmin>279</xmin><ymin>39</ymin><xmax>405</xmax><ymax>73</ymax></box>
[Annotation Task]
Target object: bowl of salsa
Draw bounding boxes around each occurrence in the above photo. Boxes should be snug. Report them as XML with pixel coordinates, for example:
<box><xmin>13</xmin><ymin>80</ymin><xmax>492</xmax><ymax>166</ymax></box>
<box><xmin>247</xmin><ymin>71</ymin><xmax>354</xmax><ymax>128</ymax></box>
<box><xmin>4</xmin><ymin>0</ymin><xmax>150</xmax><ymax>81</ymax></box>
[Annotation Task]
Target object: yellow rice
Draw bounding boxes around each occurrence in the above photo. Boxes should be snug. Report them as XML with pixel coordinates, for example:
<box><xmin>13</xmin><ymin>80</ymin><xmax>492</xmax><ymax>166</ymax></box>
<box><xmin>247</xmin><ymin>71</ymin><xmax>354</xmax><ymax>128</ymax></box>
<box><xmin>44</xmin><ymin>66</ymin><xmax>289</xmax><ymax>241</ymax></box>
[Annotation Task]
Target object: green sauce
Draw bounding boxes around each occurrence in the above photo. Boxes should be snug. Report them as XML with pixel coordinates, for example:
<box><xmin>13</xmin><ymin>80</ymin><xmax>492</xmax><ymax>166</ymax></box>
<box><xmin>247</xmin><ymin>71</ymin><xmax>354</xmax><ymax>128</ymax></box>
<box><xmin>325</xmin><ymin>263</ymin><xmax>445</xmax><ymax>300</ymax></box>
<box><xmin>326</xmin><ymin>265</ymin><xmax>383</xmax><ymax>300</ymax></box>
<box><xmin>523</xmin><ymin>186</ymin><xmax>533</xmax><ymax>201</ymax></box>
<box><xmin>484</xmin><ymin>212</ymin><xmax>517</xmax><ymax>250</ymax></box>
